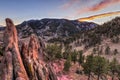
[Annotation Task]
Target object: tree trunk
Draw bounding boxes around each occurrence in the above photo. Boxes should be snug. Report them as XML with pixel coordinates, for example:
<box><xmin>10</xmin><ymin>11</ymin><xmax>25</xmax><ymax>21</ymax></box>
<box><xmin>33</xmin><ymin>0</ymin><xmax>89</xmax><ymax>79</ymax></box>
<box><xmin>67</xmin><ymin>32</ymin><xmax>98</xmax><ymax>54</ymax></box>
<box><xmin>88</xmin><ymin>74</ymin><xmax>90</xmax><ymax>80</ymax></box>
<box><xmin>118</xmin><ymin>77</ymin><xmax>120</xmax><ymax>80</ymax></box>
<box><xmin>112</xmin><ymin>72</ymin><xmax>115</xmax><ymax>80</ymax></box>
<box><xmin>112</xmin><ymin>77</ymin><xmax>114</xmax><ymax>80</ymax></box>
<box><xmin>97</xmin><ymin>74</ymin><xmax>100</xmax><ymax>80</ymax></box>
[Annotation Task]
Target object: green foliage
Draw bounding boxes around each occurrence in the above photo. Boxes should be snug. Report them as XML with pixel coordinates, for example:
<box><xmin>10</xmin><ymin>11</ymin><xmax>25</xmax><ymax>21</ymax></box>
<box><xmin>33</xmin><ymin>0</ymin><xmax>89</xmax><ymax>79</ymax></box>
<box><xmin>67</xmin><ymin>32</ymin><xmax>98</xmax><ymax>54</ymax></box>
<box><xmin>78</xmin><ymin>17</ymin><xmax>120</xmax><ymax>47</ymax></box>
<box><xmin>93</xmin><ymin>56</ymin><xmax>109</xmax><ymax>80</ymax></box>
<box><xmin>0</xmin><ymin>47</ymin><xmax>3</xmax><ymax>56</ymax></box>
<box><xmin>78</xmin><ymin>50</ymin><xmax>84</xmax><ymax>65</ymax></box>
<box><xmin>113</xmin><ymin>49</ymin><xmax>118</xmax><ymax>55</ymax></box>
<box><xmin>116</xmin><ymin>64</ymin><xmax>120</xmax><ymax>80</ymax></box>
<box><xmin>92</xmin><ymin>48</ymin><xmax>97</xmax><ymax>54</ymax></box>
<box><xmin>64</xmin><ymin>54</ymin><xmax>71</xmax><ymax>71</ymax></box>
<box><xmin>109</xmin><ymin>58</ymin><xmax>119</xmax><ymax>80</ymax></box>
<box><xmin>84</xmin><ymin>33</ymin><xmax>101</xmax><ymax>47</ymax></box>
<box><xmin>105</xmin><ymin>46</ymin><xmax>110</xmax><ymax>55</ymax></box>
<box><xmin>63</xmin><ymin>51</ymin><xmax>69</xmax><ymax>59</ymax></box>
<box><xmin>55</xmin><ymin>51</ymin><xmax>62</xmax><ymax>59</ymax></box>
<box><xmin>71</xmin><ymin>50</ymin><xmax>78</xmax><ymax>64</ymax></box>
<box><xmin>63</xmin><ymin>45</ymin><xmax>72</xmax><ymax>59</ymax></box>
<box><xmin>45</xmin><ymin>44</ymin><xmax>62</xmax><ymax>61</ymax></box>
<box><xmin>48</xmin><ymin>37</ymin><xmax>64</xmax><ymax>43</ymax></box>
<box><xmin>83</xmin><ymin>55</ymin><xmax>109</xmax><ymax>80</ymax></box>
<box><xmin>83</xmin><ymin>54</ymin><xmax>94</xmax><ymax>80</ymax></box>
<box><xmin>111</xmin><ymin>36</ymin><xmax>119</xmax><ymax>43</ymax></box>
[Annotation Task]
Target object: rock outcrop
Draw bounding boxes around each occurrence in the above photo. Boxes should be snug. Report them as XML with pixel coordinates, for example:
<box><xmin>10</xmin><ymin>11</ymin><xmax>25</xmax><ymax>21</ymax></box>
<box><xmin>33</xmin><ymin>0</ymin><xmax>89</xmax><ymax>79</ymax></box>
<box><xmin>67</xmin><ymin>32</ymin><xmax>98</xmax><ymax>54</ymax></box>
<box><xmin>0</xmin><ymin>18</ymin><xmax>58</xmax><ymax>80</ymax></box>
<box><xmin>0</xmin><ymin>18</ymin><xmax>29</xmax><ymax>80</ymax></box>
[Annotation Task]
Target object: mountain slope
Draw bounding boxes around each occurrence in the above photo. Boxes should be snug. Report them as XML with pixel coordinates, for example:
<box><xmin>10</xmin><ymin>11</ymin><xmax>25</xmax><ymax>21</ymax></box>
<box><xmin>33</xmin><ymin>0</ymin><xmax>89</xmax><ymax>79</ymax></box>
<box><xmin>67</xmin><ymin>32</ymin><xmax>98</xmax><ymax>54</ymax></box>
<box><xmin>0</xmin><ymin>25</ymin><xmax>5</xmax><ymax>31</ymax></box>
<box><xmin>16</xmin><ymin>19</ymin><xmax>98</xmax><ymax>41</ymax></box>
<box><xmin>82</xmin><ymin>17</ymin><xmax>120</xmax><ymax>47</ymax></box>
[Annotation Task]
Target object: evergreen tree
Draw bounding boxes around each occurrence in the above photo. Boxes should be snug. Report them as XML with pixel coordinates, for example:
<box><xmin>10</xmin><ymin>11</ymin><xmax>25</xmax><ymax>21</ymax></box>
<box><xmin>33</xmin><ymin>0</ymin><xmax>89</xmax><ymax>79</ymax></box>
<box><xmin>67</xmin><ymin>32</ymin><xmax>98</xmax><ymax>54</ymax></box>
<box><xmin>99</xmin><ymin>46</ymin><xmax>103</xmax><ymax>55</ymax></box>
<box><xmin>78</xmin><ymin>50</ymin><xmax>84</xmax><ymax>66</ymax></box>
<box><xmin>55</xmin><ymin>52</ymin><xmax>62</xmax><ymax>59</ymax></box>
<box><xmin>109</xmin><ymin>58</ymin><xmax>119</xmax><ymax>80</ymax></box>
<box><xmin>46</xmin><ymin>44</ymin><xmax>62</xmax><ymax>61</ymax></box>
<box><xmin>93</xmin><ymin>56</ymin><xmax>108</xmax><ymax>80</ymax></box>
<box><xmin>112</xmin><ymin>36</ymin><xmax>119</xmax><ymax>43</ymax></box>
<box><xmin>116</xmin><ymin>64</ymin><xmax>120</xmax><ymax>80</ymax></box>
<box><xmin>113</xmin><ymin>49</ymin><xmax>118</xmax><ymax>55</ymax></box>
<box><xmin>92</xmin><ymin>47</ymin><xmax>97</xmax><ymax>54</ymax></box>
<box><xmin>64</xmin><ymin>54</ymin><xmax>71</xmax><ymax>71</ymax></box>
<box><xmin>71</xmin><ymin>50</ymin><xmax>78</xmax><ymax>64</ymax></box>
<box><xmin>63</xmin><ymin>45</ymin><xmax>72</xmax><ymax>59</ymax></box>
<box><xmin>105</xmin><ymin>46</ymin><xmax>110</xmax><ymax>55</ymax></box>
<box><xmin>83</xmin><ymin>54</ymin><xmax>94</xmax><ymax>80</ymax></box>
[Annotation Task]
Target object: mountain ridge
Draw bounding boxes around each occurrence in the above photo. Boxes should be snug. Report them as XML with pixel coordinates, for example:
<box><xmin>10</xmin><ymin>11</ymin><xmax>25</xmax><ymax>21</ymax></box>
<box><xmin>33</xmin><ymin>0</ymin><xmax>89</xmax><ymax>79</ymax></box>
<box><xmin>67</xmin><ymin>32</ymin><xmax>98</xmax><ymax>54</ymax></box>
<box><xmin>16</xmin><ymin>18</ymin><xmax>98</xmax><ymax>41</ymax></box>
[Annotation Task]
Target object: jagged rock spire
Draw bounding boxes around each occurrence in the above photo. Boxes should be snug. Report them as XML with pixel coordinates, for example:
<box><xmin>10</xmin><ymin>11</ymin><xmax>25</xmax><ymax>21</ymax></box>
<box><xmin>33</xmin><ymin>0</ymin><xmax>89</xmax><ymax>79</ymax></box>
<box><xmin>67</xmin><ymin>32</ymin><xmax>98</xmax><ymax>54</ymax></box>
<box><xmin>0</xmin><ymin>18</ymin><xmax>58</xmax><ymax>80</ymax></box>
<box><xmin>21</xmin><ymin>34</ymin><xmax>58</xmax><ymax>80</ymax></box>
<box><xmin>4</xmin><ymin>18</ymin><xmax>18</xmax><ymax>51</ymax></box>
<box><xmin>1</xmin><ymin>18</ymin><xmax>29</xmax><ymax>80</ymax></box>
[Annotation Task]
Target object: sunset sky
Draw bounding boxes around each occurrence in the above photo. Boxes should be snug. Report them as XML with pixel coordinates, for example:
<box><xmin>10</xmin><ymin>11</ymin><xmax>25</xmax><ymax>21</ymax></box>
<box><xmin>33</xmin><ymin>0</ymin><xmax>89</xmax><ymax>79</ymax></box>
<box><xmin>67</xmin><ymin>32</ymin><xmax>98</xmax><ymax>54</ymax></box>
<box><xmin>0</xmin><ymin>0</ymin><xmax>120</xmax><ymax>25</ymax></box>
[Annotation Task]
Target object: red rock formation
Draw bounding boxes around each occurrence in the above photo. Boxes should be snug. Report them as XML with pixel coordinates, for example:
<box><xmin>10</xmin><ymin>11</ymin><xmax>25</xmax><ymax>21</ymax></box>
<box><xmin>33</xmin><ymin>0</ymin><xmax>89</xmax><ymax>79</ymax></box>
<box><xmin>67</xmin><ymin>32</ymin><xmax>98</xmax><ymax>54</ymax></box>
<box><xmin>0</xmin><ymin>18</ymin><xmax>58</xmax><ymax>80</ymax></box>
<box><xmin>0</xmin><ymin>51</ymin><xmax>13</xmax><ymax>80</ymax></box>
<box><xmin>0</xmin><ymin>18</ymin><xmax>29</xmax><ymax>80</ymax></box>
<box><xmin>4</xmin><ymin>18</ymin><xmax>18</xmax><ymax>51</ymax></box>
<box><xmin>21</xmin><ymin>34</ymin><xmax>58</xmax><ymax>80</ymax></box>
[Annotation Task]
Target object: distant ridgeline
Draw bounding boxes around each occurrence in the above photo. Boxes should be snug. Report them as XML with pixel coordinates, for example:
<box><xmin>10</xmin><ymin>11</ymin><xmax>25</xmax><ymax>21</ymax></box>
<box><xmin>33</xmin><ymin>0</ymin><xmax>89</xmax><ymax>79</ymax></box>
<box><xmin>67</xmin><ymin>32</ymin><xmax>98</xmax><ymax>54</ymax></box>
<box><xmin>16</xmin><ymin>18</ymin><xmax>98</xmax><ymax>43</ymax></box>
<box><xmin>0</xmin><ymin>26</ymin><xmax>5</xmax><ymax>31</ymax></box>
<box><xmin>0</xmin><ymin>17</ymin><xmax>120</xmax><ymax>47</ymax></box>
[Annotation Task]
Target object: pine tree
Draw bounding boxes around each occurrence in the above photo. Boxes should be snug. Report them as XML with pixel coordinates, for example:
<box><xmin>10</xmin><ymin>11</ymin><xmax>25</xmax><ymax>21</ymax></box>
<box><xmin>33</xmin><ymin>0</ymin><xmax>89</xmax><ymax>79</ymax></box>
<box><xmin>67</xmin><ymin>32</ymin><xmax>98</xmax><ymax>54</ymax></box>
<box><xmin>116</xmin><ymin>64</ymin><xmax>120</xmax><ymax>80</ymax></box>
<box><xmin>99</xmin><ymin>46</ymin><xmax>103</xmax><ymax>55</ymax></box>
<box><xmin>64</xmin><ymin>54</ymin><xmax>71</xmax><ymax>71</ymax></box>
<box><xmin>78</xmin><ymin>50</ymin><xmax>84</xmax><ymax>66</ymax></box>
<box><xmin>113</xmin><ymin>49</ymin><xmax>118</xmax><ymax>55</ymax></box>
<box><xmin>55</xmin><ymin>52</ymin><xmax>62</xmax><ymax>59</ymax></box>
<box><xmin>93</xmin><ymin>56</ymin><xmax>108</xmax><ymax>80</ymax></box>
<box><xmin>45</xmin><ymin>44</ymin><xmax>62</xmax><ymax>61</ymax></box>
<box><xmin>71</xmin><ymin>50</ymin><xmax>78</xmax><ymax>64</ymax></box>
<box><xmin>105</xmin><ymin>46</ymin><xmax>110</xmax><ymax>55</ymax></box>
<box><xmin>92</xmin><ymin>47</ymin><xmax>96</xmax><ymax>54</ymax></box>
<box><xmin>83</xmin><ymin>54</ymin><xmax>94</xmax><ymax>80</ymax></box>
<box><xmin>63</xmin><ymin>45</ymin><xmax>72</xmax><ymax>59</ymax></box>
<box><xmin>109</xmin><ymin>58</ymin><xmax>119</xmax><ymax>80</ymax></box>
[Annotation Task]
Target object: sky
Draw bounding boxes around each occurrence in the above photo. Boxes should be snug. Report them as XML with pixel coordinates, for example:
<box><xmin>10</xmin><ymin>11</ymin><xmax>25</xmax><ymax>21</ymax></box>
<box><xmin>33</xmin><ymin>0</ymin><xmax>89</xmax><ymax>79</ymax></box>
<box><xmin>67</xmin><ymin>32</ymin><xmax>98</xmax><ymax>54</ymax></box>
<box><xmin>0</xmin><ymin>0</ymin><xmax>120</xmax><ymax>25</ymax></box>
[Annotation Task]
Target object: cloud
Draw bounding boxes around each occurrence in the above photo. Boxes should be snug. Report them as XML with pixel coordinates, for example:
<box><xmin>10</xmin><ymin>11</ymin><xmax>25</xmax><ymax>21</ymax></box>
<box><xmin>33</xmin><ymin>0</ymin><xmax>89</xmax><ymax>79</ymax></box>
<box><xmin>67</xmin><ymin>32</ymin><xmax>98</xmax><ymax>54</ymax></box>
<box><xmin>62</xmin><ymin>0</ymin><xmax>120</xmax><ymax>18</ymax></box>
<box><xmin>88</xmin><ymin>0</ymin><xmax>120</xmax><ymax>11</ymax></box>
<box><xmin>76</xmin><ymin>0</ymin><xmax>120</xmax><ymax>16</ymax></box>
<box><xmin>78</xmin><ymin>11</ymin><xmax>120</xmax><ymax>21</ymax></box>
<box><xmin>60</xmin><ymin>0</ymin><xmax>79</xmax><ymax>9</ymax></box>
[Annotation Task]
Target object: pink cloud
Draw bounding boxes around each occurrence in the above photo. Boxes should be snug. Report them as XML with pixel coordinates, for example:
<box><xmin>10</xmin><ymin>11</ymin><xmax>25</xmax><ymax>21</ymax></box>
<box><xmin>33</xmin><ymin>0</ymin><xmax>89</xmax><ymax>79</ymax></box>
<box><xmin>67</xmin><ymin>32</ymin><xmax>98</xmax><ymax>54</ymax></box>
<box><xmin>60</xmin><ymin>0</ymin><xmax>79</xmax><ymax>9</ymax></box>
<box><xmin>62</xmin><ymin>0</ymin><xmax>120</xmax><ymax>18</ymax></box>
<box><xmin>75</xmin><ymin>0</ymin><xmax>120</xmax><ymax>16</ymax></box>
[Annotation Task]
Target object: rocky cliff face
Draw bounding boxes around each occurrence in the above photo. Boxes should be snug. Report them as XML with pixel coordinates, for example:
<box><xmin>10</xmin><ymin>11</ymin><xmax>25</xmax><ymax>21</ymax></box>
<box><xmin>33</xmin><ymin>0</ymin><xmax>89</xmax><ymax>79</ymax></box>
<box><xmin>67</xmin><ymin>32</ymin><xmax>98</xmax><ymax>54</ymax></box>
<box><xmin>0</xmin><ymin>18</ymin><xmax>58</xmax><ymax>80</ymax></box>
